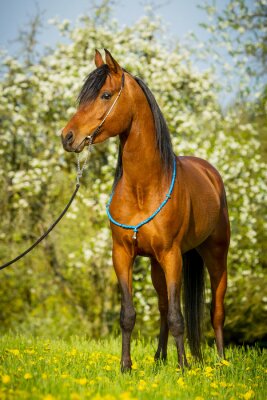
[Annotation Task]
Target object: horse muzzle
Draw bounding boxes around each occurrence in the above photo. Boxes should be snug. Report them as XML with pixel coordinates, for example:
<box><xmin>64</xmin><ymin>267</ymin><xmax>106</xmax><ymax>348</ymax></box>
<box><xmin>61</xmin><ymin>130</ymin><xmax>76</xmax><ymax>152</ymax></box>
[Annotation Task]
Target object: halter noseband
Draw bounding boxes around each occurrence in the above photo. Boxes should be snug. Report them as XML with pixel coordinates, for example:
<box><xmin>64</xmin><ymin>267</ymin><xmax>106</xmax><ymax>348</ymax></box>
<box><xmin>75</xmin><ymin>72</ymin><xmax>125</xmax><ymax>151</ymax></box>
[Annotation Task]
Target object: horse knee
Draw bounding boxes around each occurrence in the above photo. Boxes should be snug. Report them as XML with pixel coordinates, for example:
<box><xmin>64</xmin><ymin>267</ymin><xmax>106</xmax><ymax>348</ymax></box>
<box><xmin>120</xmin><ymin>306</ymin><xmax>136</xmax><ymax>332</ymax></box>
<box><xmin>168</xmin><ymin>311</ymin><xmax>184</xmax><ymax>337</ymax></box>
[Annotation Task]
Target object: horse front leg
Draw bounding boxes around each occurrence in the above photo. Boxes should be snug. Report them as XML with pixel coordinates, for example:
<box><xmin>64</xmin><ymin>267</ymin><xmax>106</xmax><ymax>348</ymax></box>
<box><xmin>112</xmin><ymin>243</ymin><xmax>136</xmax><ymax>373</ymax></box>
<box><xmin>151</xmin><ymin>258</ymin><xmax>169</xmax><ymax>362</ymax></box>
<box><xmin>161</xmin><ymin>250</ymin><xmax>188</xmax><ymax>369</ymax></box>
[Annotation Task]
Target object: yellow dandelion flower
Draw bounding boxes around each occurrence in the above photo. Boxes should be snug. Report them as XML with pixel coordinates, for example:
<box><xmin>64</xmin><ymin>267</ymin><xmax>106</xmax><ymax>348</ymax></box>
<box><xmin>2</xmin><ymin>375</ymin><xmax>11</xmax><ymax>384</ymax></box>
<box><xmin>24</xmin><ymin>349</ymin><xmax>35</xmax><ymax>355</ymax></box>
<box><xmin>111</xmin><ymin>355</ymin><xmax>120</xmax><ymax>361</ymax></box>
<box><xmin>188</xmin><ymin>369</ymin><xmax>197</xmax><ymax>376</ymax></box>
<box><xmin>42</xmin><ymin>373</ymin><xmax>48</xmax><ymax>380</ymax></box>
<box><xmin>177</xmin><ymin>377</ymin><xmax>186</xmax><ymax>388</ymax></box>
<box><xmin>131</xmin><ymin>362</ymin><xmax>138</xmax><ymax>370</ymax></box>
<box><xmin>220</xmin><ymin>381</ymin><xmax>228</xmax><ymax>387</ymax></box>
<box><xmin>24</xmin><ymin>373</ymin><xmax>32</xmax><ymax>380</ymax></box>
<box><xmin>69</xmin><ymin>348</ymin><xmax>78</xmax><ymax>356</ymax></box>
<box><xmin>61</xmin><ymin>373</ymin><xmax>69</xmax><ymax>379</ymax></box>
<box><xmin>70</xmin><ymin>393</ymin><xmax>81</xmax><ymax>400</ymax></box>
<box><xmin>8</xmin><ymin>349</ymin><xmax>20</xmax><ymax>356</ymax></box>
<box><xmin>210</xmin><ymin>382</ymin><xmax>218</xmax><ymax>389</ymax></box>
<box><xmin>137</xmin><ymin>379</ymin><xmax>146</xmax><ymax>391</ymax></box>
<box><xmin>137</xmin><ymin>386</ymin><xmax>145</xmax><ymax>391</ymax></box>
<box><xmin>119</xmin><ymin>392</ymin><xmax>131</xmax><ymax>400</ymax></box>
<box><xmin>205</xmin><ymin>366</ymin><xmax>213</xmax><ymax>373</ymax></box>
<box><xmin>195</xmin><ymin>397</ymin><xmax>205</xmax><ymax>400</ymax></box>
<box><xmin>92</xmin><ymin>395</ymin><xmax>115</xmax><ymax>400</ymax></box>
<box><xmin>151</xmin><ymin>383</ymin><xmax>158</xmax><ymax>388</ymax></box>
<box><xmin>75</xmin><ymin>378</ymin><xmax>87</xmax><ymax>385</ymax></box>
<box><xmin>221</xmin><ymin>359</ymin><xmax>231</xmax><ymax>366</ymax></box>
<box><xmin>42</xmin><ymin>395</ymin><xmax>55</xmax><ymax>400</ymax></box>
<box><xmin>139</xmin><ymin>379</ymin><xmax>146</xmax><ymax>384</ymax></box>
<box><xmin>103</xmin><ymin>365</ymin><xmax>112</xmax><ymax>371</ymax></box>
<box><xmin>243</xmin><ymin>390</ymin><xmax>255</xmax><ymax>400</ymax></box>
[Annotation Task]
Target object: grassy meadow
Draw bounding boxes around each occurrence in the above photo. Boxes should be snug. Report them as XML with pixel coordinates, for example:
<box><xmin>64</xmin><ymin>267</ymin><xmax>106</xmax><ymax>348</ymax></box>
<box><xmin>0</xmin><ymin>335</ymin><xmax>266</xmax><ymax>400</ymax></box>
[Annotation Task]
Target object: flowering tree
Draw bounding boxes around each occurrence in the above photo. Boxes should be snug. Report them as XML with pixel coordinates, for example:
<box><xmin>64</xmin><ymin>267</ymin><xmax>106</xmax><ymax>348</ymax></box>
<box><xmin>201</xmin><ymin>0</ymin><xmax>267</xmax><ymax>75</ymax></box>
<box><xmin>0</xmin><ymin>2</ymin><xmax>266</xmax><ymax>342</ymax></box>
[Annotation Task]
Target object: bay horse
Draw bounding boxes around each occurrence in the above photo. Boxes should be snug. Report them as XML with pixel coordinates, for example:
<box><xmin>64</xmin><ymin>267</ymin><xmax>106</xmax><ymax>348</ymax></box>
<box><xmin>61</xmin><ymin>49</ymin><xmax>230</xmax><ymax>372</ymax></box>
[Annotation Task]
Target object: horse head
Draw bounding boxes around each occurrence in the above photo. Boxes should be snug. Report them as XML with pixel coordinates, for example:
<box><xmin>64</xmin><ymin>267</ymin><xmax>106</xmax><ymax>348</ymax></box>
<box><xmin>61</xmin><ymin>49</ymin><xmax>132</xmax><ymax>152</ymax></box>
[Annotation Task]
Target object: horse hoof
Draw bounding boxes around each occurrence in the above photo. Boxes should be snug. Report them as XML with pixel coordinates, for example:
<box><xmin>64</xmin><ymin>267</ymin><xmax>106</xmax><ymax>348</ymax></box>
<box><xmin>177</xmin><ymin>362</ymin><xmax>191</xmax><ymax>373</ymax></box>
<box><xmin>121</xmin><ymin>366</ymin><xmax>132</xmax><ymax>374</ymax></box>
<box><xmin>154</xmin><ymin>351</ymin><xmax>167</xmax><ymax>363</ymax></box>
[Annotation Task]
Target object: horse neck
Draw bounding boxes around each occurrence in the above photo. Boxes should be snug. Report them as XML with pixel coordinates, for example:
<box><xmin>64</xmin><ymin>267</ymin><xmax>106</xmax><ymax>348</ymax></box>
<box><xmin>119</xmin><ymin>101</ymin><xmax>167</xmax><ymax>191</ymax></box>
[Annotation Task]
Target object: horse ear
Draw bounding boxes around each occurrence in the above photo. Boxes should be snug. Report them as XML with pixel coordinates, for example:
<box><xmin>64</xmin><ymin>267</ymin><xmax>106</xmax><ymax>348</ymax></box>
<box><xmin>95</xmin><ymin>49</ymin><xmax>104</xmax><ymax>68</ymax></box>
<box><xmin>104</xmin><ymin>49</ymin><xmax>121</xmax><ymax>73</ymax></box>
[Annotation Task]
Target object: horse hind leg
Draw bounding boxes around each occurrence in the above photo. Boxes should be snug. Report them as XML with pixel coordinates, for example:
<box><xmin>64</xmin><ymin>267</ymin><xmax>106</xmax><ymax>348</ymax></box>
<box><xmin>151</xmin><ymin>258</ymin><xmax>169</xmax><ymax>362</ymax></box>
<box><xmin>161</xmin><ymin>250</ymin><xmax>189</xmax><ymax>369</ymax></box>
<box><xmin>198</xmin><ymin>233</ymin><xmax>229</xmax><ymax>358</ymax></box>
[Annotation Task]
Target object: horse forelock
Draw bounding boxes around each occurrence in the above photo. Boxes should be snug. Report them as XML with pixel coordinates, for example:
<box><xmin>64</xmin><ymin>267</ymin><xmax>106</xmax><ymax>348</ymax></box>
<box><xmin>77</xmin><ymin>64</ymin><xmax>110</xmax><ymax>106</ymax></box>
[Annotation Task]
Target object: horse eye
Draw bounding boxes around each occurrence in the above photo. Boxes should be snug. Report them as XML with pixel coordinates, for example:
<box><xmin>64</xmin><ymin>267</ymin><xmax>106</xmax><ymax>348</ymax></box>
<box><xmin>101</xmin><ymin>92</ymin><xmax>112</xmax><ymax>100</ymax></box>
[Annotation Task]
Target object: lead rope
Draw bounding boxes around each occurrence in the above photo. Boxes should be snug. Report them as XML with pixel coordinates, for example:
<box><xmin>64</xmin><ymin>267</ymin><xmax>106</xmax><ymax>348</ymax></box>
<box><xmin>76</xmin><ymin>136</ymin><xmax>93</xmax><ymax>185</ymax></box>
<box><xmin>0</xmin><ymin>140</ymin><xmax>93</xmax><ymax>271</ymax></box>
<box><xmin>0</xmin><ymin>73</ymin><xmax>124</xmax><ymax>271</ymax></box>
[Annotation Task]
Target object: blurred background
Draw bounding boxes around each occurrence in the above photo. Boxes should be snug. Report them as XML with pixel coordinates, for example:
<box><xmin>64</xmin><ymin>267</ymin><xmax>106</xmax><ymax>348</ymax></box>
<box><xmin>0</xmin><ymin>0</ymin><xmax>266</xmax><ymax>346</ymax></box>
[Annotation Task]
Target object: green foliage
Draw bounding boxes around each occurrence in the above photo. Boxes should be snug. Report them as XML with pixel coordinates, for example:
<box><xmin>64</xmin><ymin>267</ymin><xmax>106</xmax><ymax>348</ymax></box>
<box><xmin>0</xmin><ymin>2</ymin><xmax>266</xmax><ymax>344</ymax></box>
<box><xmin>0</xmin><ymin>335</ymin><xmax>266</xmax><ymax>399</ymax></box>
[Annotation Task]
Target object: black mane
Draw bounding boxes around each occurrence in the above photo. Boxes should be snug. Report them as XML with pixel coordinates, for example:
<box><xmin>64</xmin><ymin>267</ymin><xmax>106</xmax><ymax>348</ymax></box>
<box><xmin>114</xmin><ymin>75</ymin><xmax>174</xmax><ymax>187</ymax></box>
<box><xmin>77</xmin><ymin>66</ymin><xmax>174</xmax><ymax>187</ymax></box>
<box><xmin>135</xmin><ymin>76</ymin><xmax>174</xmax><ymax>170</ymax></box>
<box><xmin>77</xmin><ymin>64</ymin><xmax>109</xmax><ymax>105</ymax></box>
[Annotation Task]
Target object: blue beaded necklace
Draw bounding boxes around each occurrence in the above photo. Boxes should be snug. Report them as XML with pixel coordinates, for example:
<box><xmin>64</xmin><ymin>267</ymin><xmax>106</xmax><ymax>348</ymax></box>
<box><xmin>106</xmin><ymin>157</ymin><xmax>176</xmax><ymax>240</ymax></box>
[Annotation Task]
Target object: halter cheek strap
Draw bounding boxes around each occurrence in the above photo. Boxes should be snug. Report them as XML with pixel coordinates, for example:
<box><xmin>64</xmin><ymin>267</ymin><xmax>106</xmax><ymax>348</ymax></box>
<box><xmin>77</xmin><ymin>72</ymin><xmax>125</xmax><ymax>150</ymax></box>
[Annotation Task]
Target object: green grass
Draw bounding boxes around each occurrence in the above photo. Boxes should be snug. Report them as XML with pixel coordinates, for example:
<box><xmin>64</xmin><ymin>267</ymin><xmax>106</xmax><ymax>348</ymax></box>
<box><xmin>0</xmin><ymin>335</ymin><xmax>266</xmax><ymax>400</ymax></box>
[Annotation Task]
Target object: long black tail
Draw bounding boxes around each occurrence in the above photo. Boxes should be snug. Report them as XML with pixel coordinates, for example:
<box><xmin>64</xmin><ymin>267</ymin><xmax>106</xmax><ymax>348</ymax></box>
<box><xmin>183</xmin><ymin>249</ymin><xmax>205</xmax><ymax>360</ymax></box>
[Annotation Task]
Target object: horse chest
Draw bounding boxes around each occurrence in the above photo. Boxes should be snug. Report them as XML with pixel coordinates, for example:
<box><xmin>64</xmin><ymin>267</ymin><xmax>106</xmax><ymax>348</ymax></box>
<box><xmin>110</xmin><ymin>202</ymin><xmax>182</xmax><ymax>258</ymax></box>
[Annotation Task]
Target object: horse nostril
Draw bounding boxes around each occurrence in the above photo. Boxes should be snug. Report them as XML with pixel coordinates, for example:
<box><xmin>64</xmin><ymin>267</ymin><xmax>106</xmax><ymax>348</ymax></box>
<box><xmin>65</xmin><ymin>130</ymin><xmax>74</xmax><ymax>144</ymax></box>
